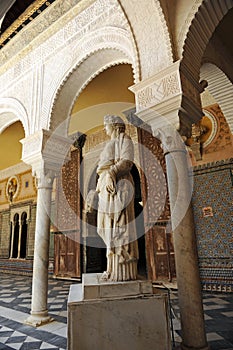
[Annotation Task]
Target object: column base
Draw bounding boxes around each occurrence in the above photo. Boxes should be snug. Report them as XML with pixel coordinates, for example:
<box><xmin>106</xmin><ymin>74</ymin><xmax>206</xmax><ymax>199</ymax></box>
<box><xmin>25</xmin><ymin>311</ymin><xmax>54</xmax><ymax>327</ymax></box>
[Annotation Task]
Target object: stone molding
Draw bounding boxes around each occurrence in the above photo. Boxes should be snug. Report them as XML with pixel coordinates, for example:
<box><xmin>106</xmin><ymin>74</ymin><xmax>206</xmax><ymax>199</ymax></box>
<box><xmin>0</xmin><ymin>97</ymin><xmax>29</xmax><ymax>136</ymax></box>
<box><xmin>0</xmin><ymin>163</ymin><xmax>31</xmax><ymax>181</ymax></box>
<box><xmin>176</xmin><ymin>0</ymin><xmax>202</xmax><ymax>58</ymax></box>
<box><xmin>20</xmin><ymin>129</ymin><xmax>73</xmax><ymax>177</ymax></box>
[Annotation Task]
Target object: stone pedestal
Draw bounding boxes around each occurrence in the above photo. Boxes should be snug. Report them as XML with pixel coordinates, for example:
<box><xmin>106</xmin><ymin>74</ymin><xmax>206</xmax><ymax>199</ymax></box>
<box><xmin>68</xmin><ymin>273</ymin><xmax>171</xmax><ymax>350</ymax></box>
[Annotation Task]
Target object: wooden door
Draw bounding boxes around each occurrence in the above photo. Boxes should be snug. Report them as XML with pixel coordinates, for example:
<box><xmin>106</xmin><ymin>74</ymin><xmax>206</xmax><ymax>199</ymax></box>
<box><xmin>54</xmin><ymin>145</ymin><xmax>82</xmax><ymax>279</ymax></box>
<box><xmin>54</xmin><ymin>232</ymin><xmax>81</xmax><ymax>279</ymax></box>
<box><xmin>145</xmin><ymin>225</ymin><xmax>175</xmax><ymax>282</ymax></box>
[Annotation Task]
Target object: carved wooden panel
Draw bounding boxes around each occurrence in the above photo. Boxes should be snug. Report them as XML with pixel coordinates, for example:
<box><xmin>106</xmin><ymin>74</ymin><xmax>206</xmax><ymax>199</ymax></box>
<box><xmin>145</xmin><ymin>226</ymin><xmax>175</xmax><ymax>282</ymax></box>
<box><xmin>56</xmin><ymin>147</ymin><xmax>81</xmax><ymax>232</ymax></box>
<box><xmin>137</xmin><ymin>126</ymin><xmax>170</xmax><ymax>226</ymax></box>
<box><xmin>54</xmin><ymin>147</ymin><xmax>82</xmax><ymax>279</ymax></box>
<box><xmin>54</xmin><ymin>232</ymin><xmax>81</xmax><ymax>278</ymax></box>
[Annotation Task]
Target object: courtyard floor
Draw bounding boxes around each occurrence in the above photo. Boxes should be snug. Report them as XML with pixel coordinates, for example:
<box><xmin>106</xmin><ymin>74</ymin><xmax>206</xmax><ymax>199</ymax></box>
<box><xmin>0</xmin><ymin>273</ymin><xmax>232</xmax><ymax>349</ymax></box>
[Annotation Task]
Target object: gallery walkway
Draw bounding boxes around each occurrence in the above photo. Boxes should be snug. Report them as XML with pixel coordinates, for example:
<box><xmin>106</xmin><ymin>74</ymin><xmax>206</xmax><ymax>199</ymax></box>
<box><xmin>0</xmin><ymin>273</ymin><xmax>232</xmax><ymax>349</ymax></box>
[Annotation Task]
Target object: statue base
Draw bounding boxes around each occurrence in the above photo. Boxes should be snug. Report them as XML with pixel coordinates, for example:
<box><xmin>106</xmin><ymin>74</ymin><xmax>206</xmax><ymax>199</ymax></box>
<box><xmin>67</xmin><ymin>273</ymin><xmax>171</xmax><ymax>350</ymax></box>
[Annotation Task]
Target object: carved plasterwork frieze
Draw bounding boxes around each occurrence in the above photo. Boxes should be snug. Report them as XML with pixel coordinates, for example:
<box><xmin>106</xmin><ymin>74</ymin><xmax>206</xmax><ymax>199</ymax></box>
<box><xmin>138</xmin><ymin>127</ymin><xmax>170</xmax><ymax>225</ymax></box>
<box><xmin>162</xmin><ymin>72</ymin><xmax>180</xmax><ymax>98</ymax></box>
<box><xmin>130</xmin><ymin>62</ymin><xmax>181</xmax><ymax>112</ymax></box>
<box><xmin>137</xmin><ymin>72</ymin><xmax>180</xmax><ymax>111</ymax></box>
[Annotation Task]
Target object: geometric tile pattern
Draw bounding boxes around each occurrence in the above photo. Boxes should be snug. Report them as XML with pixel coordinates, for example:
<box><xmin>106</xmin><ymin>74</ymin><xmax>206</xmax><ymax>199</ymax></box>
<box><xmin>192</xmin><ymin>160</ymin><xmax>233</xmax><ymax>291</ymax></box>
<box><xmin>0</xmin><ymin>274</ymin><xmax>73</xmax><ymax>350</ymax></box>
<box><xmin>169</xmin><ymin>289</ymin><xmax>233</xmax><ymax>350</ymax></box>
<box><xmin>0</xmin><ymin>274</ymin><xmax>233</xmax><ymax>349</ymax></box>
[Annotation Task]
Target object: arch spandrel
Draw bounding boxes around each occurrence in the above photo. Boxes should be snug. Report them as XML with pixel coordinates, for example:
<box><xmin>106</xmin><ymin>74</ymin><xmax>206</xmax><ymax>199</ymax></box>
<box><xmin>47</xmin><ymin>25</ymin><xmax>138</xmax><ymax>135</ymax></box>
<box><xmin>118</xmin><ymin>0</ymin><xmax>173</xmax><ymax>79</ymax></box>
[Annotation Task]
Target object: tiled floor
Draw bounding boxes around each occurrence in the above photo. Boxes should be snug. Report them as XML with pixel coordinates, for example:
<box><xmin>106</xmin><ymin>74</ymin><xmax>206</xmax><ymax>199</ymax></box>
<box><xmin>0</xmin><ymin>274</ymin><xmax>71</xmax><ymax>350</ymax></box>
<box><xmin>169</xmin><ymin>289</ymin><xmax>233</xmax><ymax>349</ymax></box>
<box><xmin>0</xmin><ymin>273</ymin><xmax>232</xmax><ymax>349</ymax></box>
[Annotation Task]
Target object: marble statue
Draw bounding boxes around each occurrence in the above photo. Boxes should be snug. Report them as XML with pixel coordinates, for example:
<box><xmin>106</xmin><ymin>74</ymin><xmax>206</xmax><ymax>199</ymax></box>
<box><xmin>89</xmin><ymin>115</ymin><xmax>139</xmax><ymax>281</ymax></box>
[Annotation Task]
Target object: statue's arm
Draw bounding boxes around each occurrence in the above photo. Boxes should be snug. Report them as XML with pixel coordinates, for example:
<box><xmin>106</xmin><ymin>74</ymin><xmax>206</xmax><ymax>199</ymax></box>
<box><xmin>109</xmin><ymin>136</ymin><xmax>134</xmax><ymax>178</ymax></box>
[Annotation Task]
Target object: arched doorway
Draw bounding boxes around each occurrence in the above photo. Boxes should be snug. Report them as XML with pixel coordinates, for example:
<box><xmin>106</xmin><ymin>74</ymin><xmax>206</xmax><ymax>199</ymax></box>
<box><xmin>20</xmin><ymin>212</ymin><xmax>27</xmax><ymax>259</ymax></box>
<box><xmin>11</xmin><ymin>213</ymin><xmax>19</xmax><ymax>258</ymax></box>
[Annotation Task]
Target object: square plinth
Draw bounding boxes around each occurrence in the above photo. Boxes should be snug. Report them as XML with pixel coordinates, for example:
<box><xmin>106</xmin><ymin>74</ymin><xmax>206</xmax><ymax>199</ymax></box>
<box><xmin>68</xmin><ymin>273</ymin><xmax>171</xmax><ymax>350</ymax></box>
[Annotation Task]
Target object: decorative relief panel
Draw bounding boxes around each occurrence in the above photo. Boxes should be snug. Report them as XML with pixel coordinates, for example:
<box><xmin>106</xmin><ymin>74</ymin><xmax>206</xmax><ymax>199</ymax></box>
<box><xmin>132</xmin><ymin>64</ymin><xmax>181</xmax><ymax>112</ymax></box>
<box><xmin>0</xmin><ymin>169</ymin><xmax>37</xmax><ymax>208</ymax></box>
<box><xmin>137</xmin><ymin>125</ymin><xmax>170</xmax><ymax>226</ymax></box>
<box><xmin>56</xmin><ymin>147</ymin><xmax>81</xmax><ymax>232</ymax></box>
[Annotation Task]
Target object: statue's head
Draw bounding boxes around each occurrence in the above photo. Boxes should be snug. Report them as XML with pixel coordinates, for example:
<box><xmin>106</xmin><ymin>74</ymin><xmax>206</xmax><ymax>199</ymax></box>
<box><xmin>104</xmin><ymin>114</ymin><xmax>125</xmax><ymax>133</ymax></box>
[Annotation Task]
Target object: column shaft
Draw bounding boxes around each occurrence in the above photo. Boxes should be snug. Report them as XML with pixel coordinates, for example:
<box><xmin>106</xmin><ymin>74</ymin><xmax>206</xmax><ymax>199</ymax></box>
<box><xmin>26</xmin><ymin>177</ymin><xmax>53</xmax><ymax>326</ymax></box>
<box><xmin>165</xmin><ymin>150</ymin><xmax>209</xmax><ymax>350</ymax></box>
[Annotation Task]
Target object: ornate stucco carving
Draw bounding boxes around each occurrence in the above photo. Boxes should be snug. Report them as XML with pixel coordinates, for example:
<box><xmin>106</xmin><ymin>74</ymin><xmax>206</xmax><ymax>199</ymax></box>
<box><xmin>130</xmin><ymin>61</ymin><xmax>181</xmax><ymax>112</ymax></box>
<box><xmin>176</xmin><ymin>0</ymin><xmax>202</xmax><ymax>59</ymax></box>
<box><xmin>49</xmin><ymin>49</ymin><xmax>132</xmax><ymax>133</ymax></box>
<box><xmin>118</xmin><ymin>0</ymin><xmax>173</xmax><ymax>79</ymax></box>
<box><xmin>0</xmin><ymin>0</ymin><xmax>139</xmax><ymax>136</ymax></box>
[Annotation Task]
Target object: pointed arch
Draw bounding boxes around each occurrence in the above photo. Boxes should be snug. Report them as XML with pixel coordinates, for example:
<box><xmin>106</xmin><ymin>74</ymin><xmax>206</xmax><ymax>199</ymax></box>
<box><xmin>0</xmin><ymin>97</ymin><xmax>29</xmax><ymax>135</ymax></box>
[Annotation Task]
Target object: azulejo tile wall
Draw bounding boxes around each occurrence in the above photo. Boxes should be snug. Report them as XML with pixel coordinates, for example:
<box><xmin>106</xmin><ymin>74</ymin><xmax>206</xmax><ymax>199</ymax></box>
<box><xmin>192</xmin><ymin>159</ymin><xmax>233</xmax><ymax>292</ymax></box>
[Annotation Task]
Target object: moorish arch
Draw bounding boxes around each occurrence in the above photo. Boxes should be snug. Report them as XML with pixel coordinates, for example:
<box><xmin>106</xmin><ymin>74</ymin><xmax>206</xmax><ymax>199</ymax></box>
<box><xmin>200</xmin><ymin>63</ymin><xmax>233</xmax><ymax>133</ymax></box>
<box><xmin>0</xmin><ymin>97</ymin><xmax>29</xmax><ymax>136</ymax></box>
<box><xmin>180</xmin><ymin>0</ymin><xmax>233</xmax><ymax>82</ymax></box>
<box><xmin>117</xmin><ymin>0</ymin><xmax>173</xmax><ymax>78</ymax></box>
<box><xmin>50</xmin><ymin>44</ymin><xmax>137</xmax><ymax>136</ymax></box>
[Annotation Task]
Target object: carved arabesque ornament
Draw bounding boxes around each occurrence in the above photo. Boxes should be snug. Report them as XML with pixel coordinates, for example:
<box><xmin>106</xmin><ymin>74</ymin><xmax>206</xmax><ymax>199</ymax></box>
<box><xmin>138</xmin><ymin>126</ymin><xmax>170</xmax><ymax>225</ymax></box>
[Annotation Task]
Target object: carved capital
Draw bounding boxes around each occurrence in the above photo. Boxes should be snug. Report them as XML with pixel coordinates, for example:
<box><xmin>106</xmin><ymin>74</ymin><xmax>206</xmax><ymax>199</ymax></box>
<box><xmin>20</xmin><ymin>129</ymin><xmax>73</xmax><ymax>177</ymax></box>
<box><xmin>35</xmin><ymin>169</ymin><xmax>56</xmax><ymax>190</ymax></box>
<box><xmin>152</xmin><ymin>125</ymin><xmax>186</xmax><ymax>154</ymax></box>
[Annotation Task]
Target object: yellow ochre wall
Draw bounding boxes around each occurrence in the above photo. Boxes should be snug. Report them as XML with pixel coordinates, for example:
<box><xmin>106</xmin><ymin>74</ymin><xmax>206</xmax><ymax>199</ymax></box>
<box><xmin>0</xmin><ymin>121</ymin><xmax>24</xmax><ymax>170</ymax></box>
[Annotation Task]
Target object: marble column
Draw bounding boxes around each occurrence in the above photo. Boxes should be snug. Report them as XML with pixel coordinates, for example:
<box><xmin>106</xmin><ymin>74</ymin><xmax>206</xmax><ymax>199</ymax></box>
<box><xmin>154</xmin><ymin>126</ymin><xmax>209</xmax><ymax>350</ymax></box>
<box><xmin>26</xmin><ymin>170</ymin><xmax>55</xmax><ymax>327</ymax></box>
<box><xmin>17</xmin><ymin>218</ymin><xmax>22</xmax><ymax>259</ymax></box>
<box><xmin>21</xmin><ymin>129</ymin><xmax>73</xmax><ymax>327</ymax></box>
